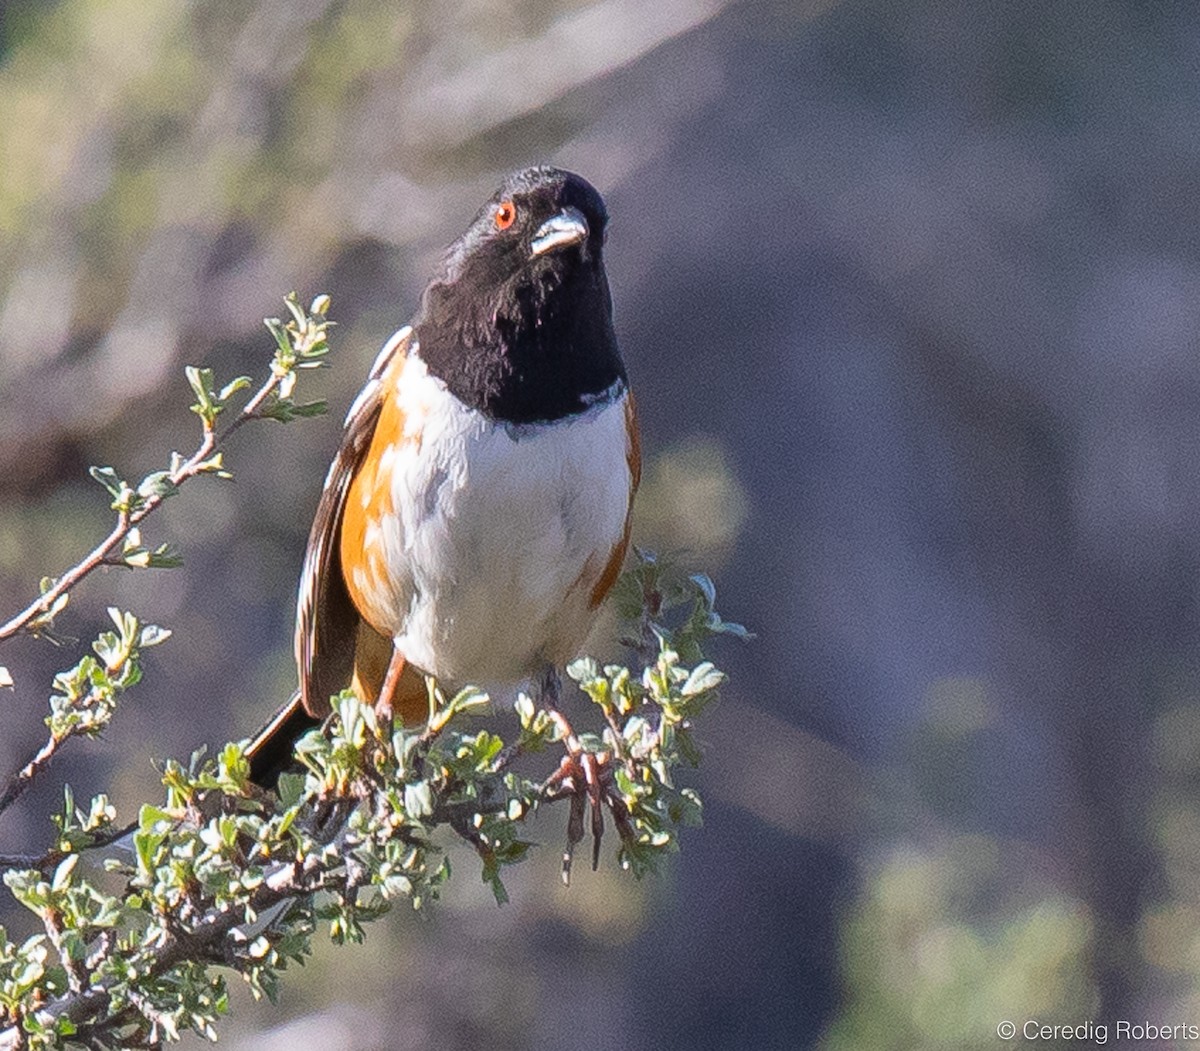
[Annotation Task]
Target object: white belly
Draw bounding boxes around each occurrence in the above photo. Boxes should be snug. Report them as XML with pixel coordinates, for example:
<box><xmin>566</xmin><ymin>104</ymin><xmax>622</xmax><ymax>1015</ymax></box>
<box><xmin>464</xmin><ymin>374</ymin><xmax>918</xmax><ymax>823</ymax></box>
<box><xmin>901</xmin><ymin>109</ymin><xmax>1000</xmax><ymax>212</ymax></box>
<box><xmin>366</xmin><ymin>352</ymin><xmax>631</xmax><ymax>688</ymax></box>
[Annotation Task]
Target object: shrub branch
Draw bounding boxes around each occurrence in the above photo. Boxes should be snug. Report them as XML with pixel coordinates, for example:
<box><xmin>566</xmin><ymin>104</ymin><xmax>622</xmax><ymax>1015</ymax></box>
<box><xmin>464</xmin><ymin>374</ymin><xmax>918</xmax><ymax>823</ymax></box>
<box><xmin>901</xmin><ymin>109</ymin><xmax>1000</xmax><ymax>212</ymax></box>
<box><xmin>0</xmin><ymin>293</ymin><xmax>332</xmax><ymax>646</ymax></box>
<box><xmin>0</xmin><ymin>295</ymin><xmax>332</xmax><ymax>822</ymax></box>
<box><xmin>0</xmin><ymin>292</ymin><xmax>744</xmax><ymax>1050</ymax></box>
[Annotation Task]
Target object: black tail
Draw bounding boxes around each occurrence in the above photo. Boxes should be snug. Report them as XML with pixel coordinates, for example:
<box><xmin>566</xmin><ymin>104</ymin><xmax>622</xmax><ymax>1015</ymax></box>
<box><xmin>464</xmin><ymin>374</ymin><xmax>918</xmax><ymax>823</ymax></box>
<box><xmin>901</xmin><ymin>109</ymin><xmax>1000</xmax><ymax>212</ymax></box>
<box><xmin>246</xmin><ymin>692</ymin><xmax>321</xmax><ymax>788</ymax></box>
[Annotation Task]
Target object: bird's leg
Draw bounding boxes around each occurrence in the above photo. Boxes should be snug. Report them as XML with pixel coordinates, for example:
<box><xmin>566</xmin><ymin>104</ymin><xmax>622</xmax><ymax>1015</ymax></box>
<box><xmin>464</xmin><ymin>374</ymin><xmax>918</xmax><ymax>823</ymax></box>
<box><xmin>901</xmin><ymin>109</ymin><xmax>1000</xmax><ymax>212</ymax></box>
<box><xmin>374</xmin><ymin>646</ymin><xmax>407</xmax><ymax>738</ymax></box>
<box><xmin>536</xmin><ymin>665</ymin><xmax>611</xmax><ymax>882</ymax></box>
<box><xmin>537</xmin><ymin>663</ymin><xmax>562</xmax><ymax>708</ymax></box>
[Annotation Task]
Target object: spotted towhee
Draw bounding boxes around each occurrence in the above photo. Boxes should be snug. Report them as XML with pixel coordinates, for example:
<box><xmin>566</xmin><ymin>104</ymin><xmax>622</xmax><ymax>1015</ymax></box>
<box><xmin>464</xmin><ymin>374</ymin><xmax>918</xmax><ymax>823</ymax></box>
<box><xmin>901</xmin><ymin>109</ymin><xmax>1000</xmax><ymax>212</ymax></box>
<box><xmin>247</xmin><ymin>167</ymin><xmax>640</xmax><ymax>785</ymax></box>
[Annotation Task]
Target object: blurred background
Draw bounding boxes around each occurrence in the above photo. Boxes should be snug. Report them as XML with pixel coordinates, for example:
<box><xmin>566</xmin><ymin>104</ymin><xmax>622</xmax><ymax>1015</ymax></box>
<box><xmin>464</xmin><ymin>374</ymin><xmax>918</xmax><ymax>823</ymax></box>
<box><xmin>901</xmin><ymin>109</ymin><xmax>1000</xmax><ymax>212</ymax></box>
<box><xmin>2</xmin><ymin>0</ymin><xmax>1199</xmax><ymax>1047</ymax></box>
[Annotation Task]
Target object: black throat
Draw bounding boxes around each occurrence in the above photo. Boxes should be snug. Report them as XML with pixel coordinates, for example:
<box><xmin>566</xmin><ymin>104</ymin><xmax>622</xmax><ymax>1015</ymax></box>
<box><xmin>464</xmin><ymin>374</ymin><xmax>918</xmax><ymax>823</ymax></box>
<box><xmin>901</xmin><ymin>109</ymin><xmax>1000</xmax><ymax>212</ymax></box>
<box><xmin>413</xmin><ymin>245</ymin><xmax>626</xmax><ymax>425</ymax></box>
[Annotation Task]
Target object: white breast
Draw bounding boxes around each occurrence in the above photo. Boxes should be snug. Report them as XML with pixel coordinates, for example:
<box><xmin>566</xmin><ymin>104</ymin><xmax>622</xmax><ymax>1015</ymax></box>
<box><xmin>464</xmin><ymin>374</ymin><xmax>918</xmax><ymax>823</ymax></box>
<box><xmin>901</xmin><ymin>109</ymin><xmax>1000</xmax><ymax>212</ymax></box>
<box><xmin>368</xmin><ymin>352</ymin><xmax>631</xmax><ymax>689</ymax></box>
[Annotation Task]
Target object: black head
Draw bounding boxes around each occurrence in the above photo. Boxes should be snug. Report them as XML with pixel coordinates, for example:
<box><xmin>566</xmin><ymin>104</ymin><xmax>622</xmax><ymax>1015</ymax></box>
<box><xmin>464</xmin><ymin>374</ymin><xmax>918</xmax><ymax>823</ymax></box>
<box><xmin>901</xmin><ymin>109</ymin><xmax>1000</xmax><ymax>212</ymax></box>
<box><xmin>413</xmin><ymin>166</ymin><xmax>625</xmax><ymax>425</ymax></box>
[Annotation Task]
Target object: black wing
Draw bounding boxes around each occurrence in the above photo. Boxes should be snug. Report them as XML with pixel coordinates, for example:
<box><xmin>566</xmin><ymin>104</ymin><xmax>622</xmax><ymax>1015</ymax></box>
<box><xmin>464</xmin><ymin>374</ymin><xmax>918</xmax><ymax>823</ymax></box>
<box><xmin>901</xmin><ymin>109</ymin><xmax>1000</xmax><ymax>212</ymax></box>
<box><xmin>294</xmin><ymin>326</ymin><xmax>412</xmax><ymax>717</ymax></box>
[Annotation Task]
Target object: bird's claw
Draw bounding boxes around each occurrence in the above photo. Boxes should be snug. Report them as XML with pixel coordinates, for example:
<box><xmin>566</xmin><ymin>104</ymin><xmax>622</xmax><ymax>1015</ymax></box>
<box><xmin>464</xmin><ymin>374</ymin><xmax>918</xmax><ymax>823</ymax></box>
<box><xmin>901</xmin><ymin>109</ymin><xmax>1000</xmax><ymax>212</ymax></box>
<box><xmin>536</xmin><ymin>665</ymin><xmax>632</xmax><ymax>883</ymax></box>
<box><xmin>543</xmin><ymin>744</ymin><xmax>614</xmax><ymax>883</ymax></box>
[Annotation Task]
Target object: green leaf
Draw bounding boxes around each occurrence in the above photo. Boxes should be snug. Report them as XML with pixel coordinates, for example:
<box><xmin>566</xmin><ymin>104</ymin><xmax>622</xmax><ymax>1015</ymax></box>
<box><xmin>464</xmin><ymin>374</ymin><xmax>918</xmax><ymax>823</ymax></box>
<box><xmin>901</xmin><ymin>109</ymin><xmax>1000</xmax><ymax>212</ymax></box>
<box><xmin>124</xmin><ymin>541</ymin><xmax>184</xmax><ymax>569</ymax></box>
<box><xmin>284</xmin><ymin>292</ymin><xmax>307</xmax><ymax>328</ymax></box>
<box><xmin>88</xmin><ymin>465</ymin><xmax>125</xmax><ymax>500</ymax></box>
<box><xmin>186</xmin><ymin>365</ymin><xmax>218</xmax><ymax>424</ymax></box>
<box><xmin>404</xmin><ymin>782</ymin><xmax>434</xmax><ymax>819</ymax></box>
<box><xmin>708</xmin><ymin>614</ymin><xmax>753</xmax><ymax>640</ymax></box>
<box><xmin>218</xmin><ymin>376</ymin><xmax>252</xmax><ymax>402</ymax></box>
<box><xmin>276</xmin><ymin>772</ymin><xmax>306</xmax><ymax>809</ymax></box>
<box><xmin>289</xmin><ymin>400</ymin><xmax>328</xmax><ymax>418</ymax></box>
<box><xmin>566</xmin><ymin>656</ymin><xmax>600</xmax><ymax>683</ymax></box>
<box><xmin>681</xmin><ymin>662</ymin><xmax>725</xmax><ymax>697</ymax></box>
<box><xmin>136</xmin><ymin>470</ymin><xmax>179</xmax><ymax>501</ymax></box>
<box><xmin>446</xmin><ymin>685</ymin><xmax>490</xmax><ymax>717</ymax></box>
<box><xmin>139</xmin><ymin>624</ymin><xmax>172</xmax><ymax>648</ymax></box>
<box><xmin>263</xmin><ymin>316</ymin><xmax>291</xmax><ymax>355</ymax></box>
<box><xmin>488</xmin><ymin>873</ymin><xmax>510</xmax><ymax>906</ymax></box>
<box><xmin>138</xmin><ymin>803</ymin><xmax>174</xmax><ymax>833</ymax></box>
<box><xmin>256</xmin><ymin>397</ymin><xmax>328</xmax><ymax>424</ymax></box>
<box><xmin>689</xmin><ymin>573</ymin><xmax>717</xmax><ymax>608</ymax></box>
<box><xmin>50</xmin><ymin>855</ymin><xmax>78</xmax><ymax>892</ymax></box>
<box><xmin>673</xmin><ymin>787</ymin><xmax>704</xmax><ymax>826</ymax></box>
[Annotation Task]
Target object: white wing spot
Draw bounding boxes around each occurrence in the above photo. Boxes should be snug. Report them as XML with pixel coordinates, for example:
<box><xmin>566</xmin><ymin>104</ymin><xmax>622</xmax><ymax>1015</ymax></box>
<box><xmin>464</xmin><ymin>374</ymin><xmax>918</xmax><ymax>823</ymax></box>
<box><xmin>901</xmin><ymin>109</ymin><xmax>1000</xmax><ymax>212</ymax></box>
<box><xmin>344</xmin><ymin>378</ymin><xmax>380</xmax><ymax>428</ymax></box>
<box><xmin>370</xmin><ymin>326</ymin><xmax>412</xmax><ymax>380</ymax></box>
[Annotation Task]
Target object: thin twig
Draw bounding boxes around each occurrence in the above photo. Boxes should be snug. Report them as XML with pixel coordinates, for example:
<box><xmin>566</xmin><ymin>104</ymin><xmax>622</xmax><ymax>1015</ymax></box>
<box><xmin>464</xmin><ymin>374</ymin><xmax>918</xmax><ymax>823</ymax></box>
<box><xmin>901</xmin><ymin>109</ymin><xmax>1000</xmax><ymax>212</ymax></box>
<box><xmin>0</xmin><ymin>362</ymin><xmax>297</xmax><ymax>827</ymax></box>
<box><xmin>44</xmin><ymin>908</ymin><xmax>87</xmax><ymax>994</ymax></box>
<box><xmin>0</xmin><ymin>819</ymin><xmax>137</xmax><ymax>875</ymax></box>
<box><xmin>0</xmin><ymin>725</ymin><xmax>603</xmax><ymax>1050</ymax></box>
<box><xmin>0</xmin><ymin>625</ymin><xmax>156</xmax><ymax>820</ymax></box>
<box><xmin>0</xmin><ymin>368</ymin><xmax>286</xmax><ymax>644</ymax></box>
<box><xmin>0</xmin><ymin>736</ymin><xmax>61</xmax><ymax>816</ymax></box>
<box><xmin>0</xmin><ymin>514</ymin><xmax>130</xmax><ymax>642</ymax></box>
<box><xmin>0</xmin><ymin>859</ymin><xmax>339</xmax><ymax>1051</ymax></box>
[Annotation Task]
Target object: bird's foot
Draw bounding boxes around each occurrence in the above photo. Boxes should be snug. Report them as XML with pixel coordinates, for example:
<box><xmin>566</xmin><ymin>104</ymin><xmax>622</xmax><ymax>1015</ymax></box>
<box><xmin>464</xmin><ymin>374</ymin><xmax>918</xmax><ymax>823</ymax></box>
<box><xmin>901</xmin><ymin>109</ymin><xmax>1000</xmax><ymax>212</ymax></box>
<box><xmin>541</xmin><ymin>708</ymin><xmax>630</xmax><ymax>883</ymax></box>
<box><xmin>534</xmin><ymin>664</ymin><xmax>638</xmax><ymax>882</ymax></box>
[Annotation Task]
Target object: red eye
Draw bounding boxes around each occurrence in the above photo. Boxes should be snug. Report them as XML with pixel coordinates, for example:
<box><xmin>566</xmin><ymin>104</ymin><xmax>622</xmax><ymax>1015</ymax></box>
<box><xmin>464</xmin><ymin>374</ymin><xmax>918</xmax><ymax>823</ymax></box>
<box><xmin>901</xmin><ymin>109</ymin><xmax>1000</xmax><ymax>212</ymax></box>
<box><xmin>495</xmin><ymin>200</ymin><xmax>517</xmax><ymax>230</ymax></box>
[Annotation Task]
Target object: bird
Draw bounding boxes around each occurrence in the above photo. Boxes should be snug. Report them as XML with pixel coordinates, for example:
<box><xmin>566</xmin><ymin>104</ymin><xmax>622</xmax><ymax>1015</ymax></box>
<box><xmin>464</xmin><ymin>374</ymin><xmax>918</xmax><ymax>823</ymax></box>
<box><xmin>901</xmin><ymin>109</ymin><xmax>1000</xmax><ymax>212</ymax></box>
<box><xmin>247</xmin><ymin>166</ymin><xmax>640</xmax><ymax>786</ymax></box>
